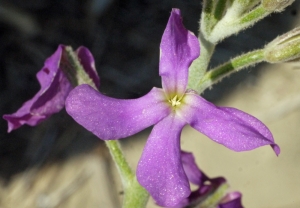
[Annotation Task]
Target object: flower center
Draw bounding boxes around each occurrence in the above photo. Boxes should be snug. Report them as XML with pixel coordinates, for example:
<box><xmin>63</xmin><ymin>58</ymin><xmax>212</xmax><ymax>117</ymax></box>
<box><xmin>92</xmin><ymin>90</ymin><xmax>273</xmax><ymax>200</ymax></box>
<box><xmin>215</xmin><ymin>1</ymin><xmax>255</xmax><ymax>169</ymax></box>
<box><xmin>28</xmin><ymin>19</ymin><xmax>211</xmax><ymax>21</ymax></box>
<box><xmin>168</xmin><ymin>95</ymin><xmax>181</xmax><ymax>107</ymax></box>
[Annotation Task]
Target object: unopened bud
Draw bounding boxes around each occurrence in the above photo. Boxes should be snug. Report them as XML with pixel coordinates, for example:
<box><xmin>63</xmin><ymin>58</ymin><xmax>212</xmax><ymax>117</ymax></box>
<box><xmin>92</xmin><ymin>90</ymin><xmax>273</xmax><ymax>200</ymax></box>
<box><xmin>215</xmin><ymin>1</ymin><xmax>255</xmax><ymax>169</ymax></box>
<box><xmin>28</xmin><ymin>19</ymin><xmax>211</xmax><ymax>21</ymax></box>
<box><xmin>264</xmin><ymin>27</ymin><xmax>300</xmax><ymax>63</ymax></box>
<box><xmin>262</xmin><ymin>0</ymin><xmax>295</xmax><ymax>12</ymax></box>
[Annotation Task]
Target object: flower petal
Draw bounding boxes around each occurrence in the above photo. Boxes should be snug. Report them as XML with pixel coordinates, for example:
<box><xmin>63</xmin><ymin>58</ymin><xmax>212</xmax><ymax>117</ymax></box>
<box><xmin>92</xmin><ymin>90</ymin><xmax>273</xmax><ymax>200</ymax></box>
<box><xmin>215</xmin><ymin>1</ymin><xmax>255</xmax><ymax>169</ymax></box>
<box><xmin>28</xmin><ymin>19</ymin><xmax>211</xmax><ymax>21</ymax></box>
<box><xmin>3</xmin><ymin>45</ymin><xmax>72</xmax><ymax>132</ymax></box>
<box><xmin>179</xmin><ymin>177</ymin><xmax>226</xmax><ymax>208</ymax></box>
<box><xmin>159</xmin><ymin>8</ymin><xmax>200</xmax><ymax>97</ymax></box>
<box><xmin>179</xmin><ymin>93</ymin><xmax>280</xmax><ymax>155</ymax></box>
<box><xmin>3</xmin><ymin>45</ymin><xmax>100</xmax><ymax>133</ymax></box>
<box><xmin>76</xmin><ymin>46</ymin><xmax>100</xmax><ymax>88</ymax></box>
<box><xmin>137</xmin><ymin>114</ymin><xmax>189</xmax><ymax>207</ymax></box>
<box><xmin>65</xmin><ymin>84</ymin><xmax>170</xmax><ymax>139</ymax></box>
<box><xmin>218</xmin><ymin>192</ymin><xmax>243</xmax><ymax>208</ymax></box>
<box><xmin>181</xmin><ymin>151</ymin><xmax>208</xmax><ymax>185</ymax></box>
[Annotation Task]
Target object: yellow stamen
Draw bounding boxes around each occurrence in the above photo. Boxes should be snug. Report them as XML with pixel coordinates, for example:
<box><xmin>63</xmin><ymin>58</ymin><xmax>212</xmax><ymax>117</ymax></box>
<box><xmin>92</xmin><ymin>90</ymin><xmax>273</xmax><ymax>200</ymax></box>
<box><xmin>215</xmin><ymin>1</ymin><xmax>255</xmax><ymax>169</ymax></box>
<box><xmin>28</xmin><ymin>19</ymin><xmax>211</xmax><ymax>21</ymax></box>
<box><xmin>169</xmin><ymin>95</ymin><xmax>181</xmax><ymax>107</ymax></box>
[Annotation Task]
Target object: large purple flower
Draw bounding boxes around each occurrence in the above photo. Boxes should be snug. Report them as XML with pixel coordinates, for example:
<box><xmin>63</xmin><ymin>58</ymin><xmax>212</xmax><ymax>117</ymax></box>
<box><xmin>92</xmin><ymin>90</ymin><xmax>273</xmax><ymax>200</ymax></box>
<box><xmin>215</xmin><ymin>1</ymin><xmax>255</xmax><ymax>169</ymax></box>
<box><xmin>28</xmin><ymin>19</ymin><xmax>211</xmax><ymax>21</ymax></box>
<box><xmin>3</xmin><ymin>45</ymin><xmax>99</xmax><ymax>132</ymax></box>
<box><xmin>65</xmin><ymin>9</ymin><xmax>279</xmax><ymax>207</ymax></box>
<box><xmin>175</xmin><ymin>151</ymin><xmax>243</xmax><ymax>208</ymax></box>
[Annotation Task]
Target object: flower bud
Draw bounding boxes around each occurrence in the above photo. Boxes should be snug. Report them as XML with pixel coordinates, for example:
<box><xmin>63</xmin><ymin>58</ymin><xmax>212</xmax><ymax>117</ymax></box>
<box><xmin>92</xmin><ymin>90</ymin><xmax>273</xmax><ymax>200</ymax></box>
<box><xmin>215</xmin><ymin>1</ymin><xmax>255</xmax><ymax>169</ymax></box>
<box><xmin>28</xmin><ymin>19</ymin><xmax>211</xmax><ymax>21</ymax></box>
<box><xmin>264</xmin><ymin>27</ymin><xmax>300</xmax><ymax>63</ymax></box>
<box><xmin>262</xmin><ymin>0</ymin><xmax>295</xmax><ymax>12</ymax></box>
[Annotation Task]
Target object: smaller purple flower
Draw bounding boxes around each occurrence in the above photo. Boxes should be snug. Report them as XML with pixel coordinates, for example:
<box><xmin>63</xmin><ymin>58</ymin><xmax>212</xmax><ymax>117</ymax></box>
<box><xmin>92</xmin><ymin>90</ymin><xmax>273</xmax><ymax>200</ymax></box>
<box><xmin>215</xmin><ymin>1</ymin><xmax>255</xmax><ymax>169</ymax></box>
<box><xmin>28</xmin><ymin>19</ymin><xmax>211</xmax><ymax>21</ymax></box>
<box><xmin>65</xmin><ymin>9</ymin><xmax>279</xmax><ymax>207</ymax></box>
<box><xmin>174</xmin><ymin>151</ymin><xmax>243</xmax><ymax>208</ymax></box>
<box><xmin>3</xmin><ymin>45</ymin><xmax>99</xmax><ymax>132</ymax></box>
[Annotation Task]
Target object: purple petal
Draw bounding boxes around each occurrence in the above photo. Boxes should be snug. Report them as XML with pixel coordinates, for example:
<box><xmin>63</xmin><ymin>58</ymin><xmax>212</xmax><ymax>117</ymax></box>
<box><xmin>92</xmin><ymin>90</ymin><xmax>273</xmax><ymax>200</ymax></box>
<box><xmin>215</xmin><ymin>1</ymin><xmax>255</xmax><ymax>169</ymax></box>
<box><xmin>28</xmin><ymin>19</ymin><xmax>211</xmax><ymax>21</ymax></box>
<box><xmin>218</xmin><ymin>192</ymin><xmax>243</xmax><ymax>208</ymax></box>
<box><xmin>181</xmin><ymin>151</ymin><xmax>208</xmax><ymax>185</ymax></box>
<box><xmin>3</xmin><ymin>45</ymin><xmax>72</xmax><ymax>132</ymax></box>
<box><xmin>76</xmin><ymin>46</ymin><xmax>100</xmax><ymax>88</ymax></box>
<box><xmin>159</xmin><ymin>8</ymin><xmax>200</xmax><ymax>97</ymax></box>
<box><xmin>179</xmin><ymin>93</ymin><xmax>280</xmax><ymax>156</ymax></box>
<box><xmin>174</xmin><ymin>177</ymin><xmax>227</xmax><ymax>207</ymax></box>
<box><xmin>137</xmin><ymin>114</ymin><xmax>189</xmax><ymax>207</ymax></box>
<box><xmin>65</xmin><ymin>84</ymin><xmax>171</xmax><ymax>140</ymax></box>
<box><xmin>3</xmin><ymin>45</ymin><xmax>100</xmax><ymax>133</ymax></box>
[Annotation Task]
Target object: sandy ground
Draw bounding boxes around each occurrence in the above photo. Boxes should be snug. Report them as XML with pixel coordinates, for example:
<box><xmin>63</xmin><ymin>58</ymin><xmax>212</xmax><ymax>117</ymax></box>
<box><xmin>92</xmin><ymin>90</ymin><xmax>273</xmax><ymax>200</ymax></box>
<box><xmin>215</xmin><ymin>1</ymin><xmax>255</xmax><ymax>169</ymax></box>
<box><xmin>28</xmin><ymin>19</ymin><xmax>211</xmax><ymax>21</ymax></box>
<box><xmin>1</xmin><ymin>63</ymin><xmax>300</xmax><ymax>208</ymax></box>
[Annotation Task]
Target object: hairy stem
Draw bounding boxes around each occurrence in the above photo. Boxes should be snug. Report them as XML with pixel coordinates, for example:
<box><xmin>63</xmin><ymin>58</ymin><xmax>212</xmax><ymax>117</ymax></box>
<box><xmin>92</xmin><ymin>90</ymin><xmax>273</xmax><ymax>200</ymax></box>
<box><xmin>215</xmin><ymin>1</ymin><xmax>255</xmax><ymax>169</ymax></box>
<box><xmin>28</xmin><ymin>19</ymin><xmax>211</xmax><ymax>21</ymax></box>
<box><xmin>105</xmin><ymin>140</ymin><xmax>134</xmax><ymax>185</ymax></box>
<box><xmin>188</xmin><ymin>31</ymin><xmax>215</xmax><ymax>93</ymax></box>
<box><xmin>122</xmin><ymin>177</ymin><xmax>149</xmax><ymax>208</ymax></box>
<box><xmin>197</xmin><ymin>49</ymin><xmax>265</xmax><ymax>93</ymax></box>
<box><xmin>209</xmin><ymin>5</ymin><xmax>271</xmax><ymax>43</ymax></box>
<box><xmin>105</xmin><ymin>141</ymin><xmax>149</xmax><ymax>208</ymax></box>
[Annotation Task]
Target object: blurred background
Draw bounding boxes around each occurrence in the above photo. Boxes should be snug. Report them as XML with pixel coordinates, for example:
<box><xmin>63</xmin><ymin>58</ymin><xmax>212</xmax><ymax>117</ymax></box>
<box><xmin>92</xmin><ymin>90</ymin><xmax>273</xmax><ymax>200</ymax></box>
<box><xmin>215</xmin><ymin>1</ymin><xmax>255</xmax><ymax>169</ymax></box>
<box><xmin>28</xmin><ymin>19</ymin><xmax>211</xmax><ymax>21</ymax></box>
<box><xmin>0</xmin><ymin>0</ymin><xmax>300</xmax><ymax>207</ymax></box>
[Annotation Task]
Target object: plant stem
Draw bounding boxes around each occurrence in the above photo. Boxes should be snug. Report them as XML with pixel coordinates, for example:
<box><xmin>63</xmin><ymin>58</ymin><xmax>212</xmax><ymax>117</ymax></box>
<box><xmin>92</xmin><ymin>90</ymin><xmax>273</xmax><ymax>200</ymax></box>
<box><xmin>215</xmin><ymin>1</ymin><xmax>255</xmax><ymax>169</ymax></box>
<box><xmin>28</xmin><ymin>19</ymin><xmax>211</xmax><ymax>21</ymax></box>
<box><xmin>188</xmin><ymin>31</ymin><xmax>215</xmax><ymax>93</ymax></box>
<box><xmin>197</xmin><ymin>49</ymin><xmax>265</xmax><ymax>93</ymax></box>
<box><xmin>105</xmin><ymin>140</ymin><xmax>134</xmax><ymax>185</ymax></box>
<box><xmin>239</xmin><ymin>4</ymin><xmax>268</xmax><ymax>25</ymax></box>
<box><xmin>208</xmin><ymin>5</ymin><xmax>271</xmax><ymax>43</ymax></box>
<box><xmin>122</xmin><ymin>177</ymin><xmax>149</xmax><ymax>208</ymax></box>
<box><xmin>62</xmin><ymin>46</ymin><xmax>97</xmax><ymax>89</ymax></box>
<box><xmin>105</xmin><ymin>141</ymin><xmax>149</xmax><ymax>208</ymax></box>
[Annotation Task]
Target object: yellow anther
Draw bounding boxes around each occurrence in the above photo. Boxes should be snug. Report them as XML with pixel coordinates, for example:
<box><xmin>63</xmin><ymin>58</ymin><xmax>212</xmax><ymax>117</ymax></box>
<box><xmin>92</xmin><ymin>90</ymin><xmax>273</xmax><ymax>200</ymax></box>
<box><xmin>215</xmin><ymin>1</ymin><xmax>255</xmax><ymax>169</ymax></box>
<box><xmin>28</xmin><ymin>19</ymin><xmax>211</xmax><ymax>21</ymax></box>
<box><xmin>169</xmin><ymin>95</ymin><xmax>181</xmax><ymax>107</ymax></box>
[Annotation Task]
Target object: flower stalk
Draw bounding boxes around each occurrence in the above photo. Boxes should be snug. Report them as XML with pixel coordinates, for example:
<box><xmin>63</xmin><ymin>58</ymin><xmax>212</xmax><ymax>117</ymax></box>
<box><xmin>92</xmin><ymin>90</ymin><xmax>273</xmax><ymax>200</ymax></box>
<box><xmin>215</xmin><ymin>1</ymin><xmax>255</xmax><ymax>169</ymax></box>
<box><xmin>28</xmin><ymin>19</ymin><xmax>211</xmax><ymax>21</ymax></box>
<box><xmin>188</xmin><ymin>31</ymin><xmax>215</xmax><ymax>92</ymax></box>
<box><xmin>106</xmin><ymin>141</ymin><xmax>149</xmax><ymax>208</ymax></box>
<box><xmin>105</xmin><ymin>140</ymin><xmax>133</xmax><ymax>185</ymax></box>
<box><xmin>61</xmin><ymin>46</ymin><xmax>98</xmax><ymax>89</ymax></box>
<box><xmin>197</xmin><ymin>49</ymin><xmax>265</xmax><ymax>93</ymax></box>
<box><xmin>188</xmin><ymin>1</ymin><xmax>218</xmax><ymax>92</ymax></box>
<box><xmin>208</xmin><ymin>5</ymin><xmax>271</xmax><ymax>43</ymax></box>
<box><xmin>122</xmin><ymin>177</ymin><xmax>149</xmax><ymax>208</ymax></box>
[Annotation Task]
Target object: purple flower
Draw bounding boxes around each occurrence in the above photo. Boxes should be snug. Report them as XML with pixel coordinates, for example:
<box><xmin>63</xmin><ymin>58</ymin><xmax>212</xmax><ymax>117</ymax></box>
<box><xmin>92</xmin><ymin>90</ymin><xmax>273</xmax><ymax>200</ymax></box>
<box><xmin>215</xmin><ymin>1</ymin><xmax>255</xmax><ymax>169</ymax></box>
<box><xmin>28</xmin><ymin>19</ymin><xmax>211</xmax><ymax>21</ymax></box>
<box><xmin>174</xmin><ymin>151</ymin><xmax>243</xmax><ymax>208</ymax></box>
<box><xmin>3</xmin><ymin>45</ymin><xmax>99</xmax><ymax>132</ymax></box>
<box><xmin>65</xmin><ymin>9</ymin><xmax>279</xmax><ymax>207</ymax></box>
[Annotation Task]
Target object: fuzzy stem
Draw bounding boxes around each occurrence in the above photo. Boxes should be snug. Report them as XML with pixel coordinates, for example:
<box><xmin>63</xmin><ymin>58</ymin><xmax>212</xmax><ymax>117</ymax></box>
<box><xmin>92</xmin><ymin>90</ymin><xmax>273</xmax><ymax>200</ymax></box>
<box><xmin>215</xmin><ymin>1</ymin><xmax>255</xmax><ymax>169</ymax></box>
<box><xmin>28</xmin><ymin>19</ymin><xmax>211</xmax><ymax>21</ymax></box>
<box><xmin>214</xmin><ymin>0</ymin><xmax>228</xmax><ymax>21</ymax></box>
<box><xmin>188</xmin><ymin>2</ymin><xmax>217</xmax><ymax>92</ymax></box>
<box><xmin>122</xmin><ymin>177</ymin><xmax>149</xmax><ymax>208</ymax></box>
<box><xmin>188</xmin><ymin>31</ymin><xmax>215</xmax><ymax>92</ymax></box>
<box><xmin>197</xmin><ymin>49</ymin><xmax>265</xmax><ymax>93</ymax></box>
<box><xmin>208</xmin><ymin>5</ymin><xmax>271</xmax><ymax>43</ymax></box>
<box><xmin>62</xmin><ymin>46</ymin><xmax>97</xmax><ymax>89</ymax></box>
<box><xmin>105</xmin><ymin>141</ymin><xmax>149</xmax><ymax>208</ymax></box>
<box><xmin>105</xmin><ymin>140</ymin><xmax>134</xmax><ymax>185</ymax></box>
<box><xmin>239</xmin><ymin>4</ymin><xmax>268</xmax><ymax>25</ymax></box>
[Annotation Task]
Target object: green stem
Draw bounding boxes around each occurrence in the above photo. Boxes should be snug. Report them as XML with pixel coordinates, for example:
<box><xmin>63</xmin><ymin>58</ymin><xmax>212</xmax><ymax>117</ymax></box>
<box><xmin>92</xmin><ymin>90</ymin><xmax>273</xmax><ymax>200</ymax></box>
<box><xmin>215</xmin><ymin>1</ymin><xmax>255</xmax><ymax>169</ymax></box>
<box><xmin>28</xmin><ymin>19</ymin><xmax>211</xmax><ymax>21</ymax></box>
<box><xmin>208</xmin><ymin>5</ymin><xmax>271</xmax><ymax>43</ymax></box>
<box><xmin>106</xmin><ymin>141</ymin><xmax>149</xmax><ymax>208</ymax></box>
<box><xmin>123</xmin><ymin>177</ymin><xmax>149</xmax><ymax>208</ymax></box>
<box><xmin>62</xmin><ymin>46</ymin><xmax>97</xmax><ymax>89</ymax></box>
<box><xmin>197</xmin><ymin>49</ymin><xmax>265</xmax><ymax>93</ymax></box>
<box><xmin>202</xmin><ymin>0</ymin><xmax>228</xmax><ymax>36</ymax></box>
<box><xmin>200</xmin><ymin>183</ymin><xmax>229</xmax><ymax>207</ymax></box>
<box><xmin>105</xmin><ymin>140</ymin><xmax>134</xmax><ymax>185</ymax></box>
<box><xmin>214</xmin><ymin>0</ymin><xmax>227</xmax><ymax>21</ymax></box>
<box><xmin>239</xmin><ymin>4</ymin><xmax>268</xmax><ymax>25</ymax></box>
<box><xmin>202</xmin><ymin>0</ymin><xmax>216</xmax><ymax>34</ymax></box>
<box><xmin>188</xmin><ymin>31</ymin><xmax>215</xmax><ymax>92</ymax></box>
<box><xmin>188</xmin><ymin>1</ymin><xmax>218</xmax><ymax>93</ymax></box>
<box><xmin>187</xmin><ymin>0</ymin><xmax>227</xmax><ymax>93</ymax></box>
